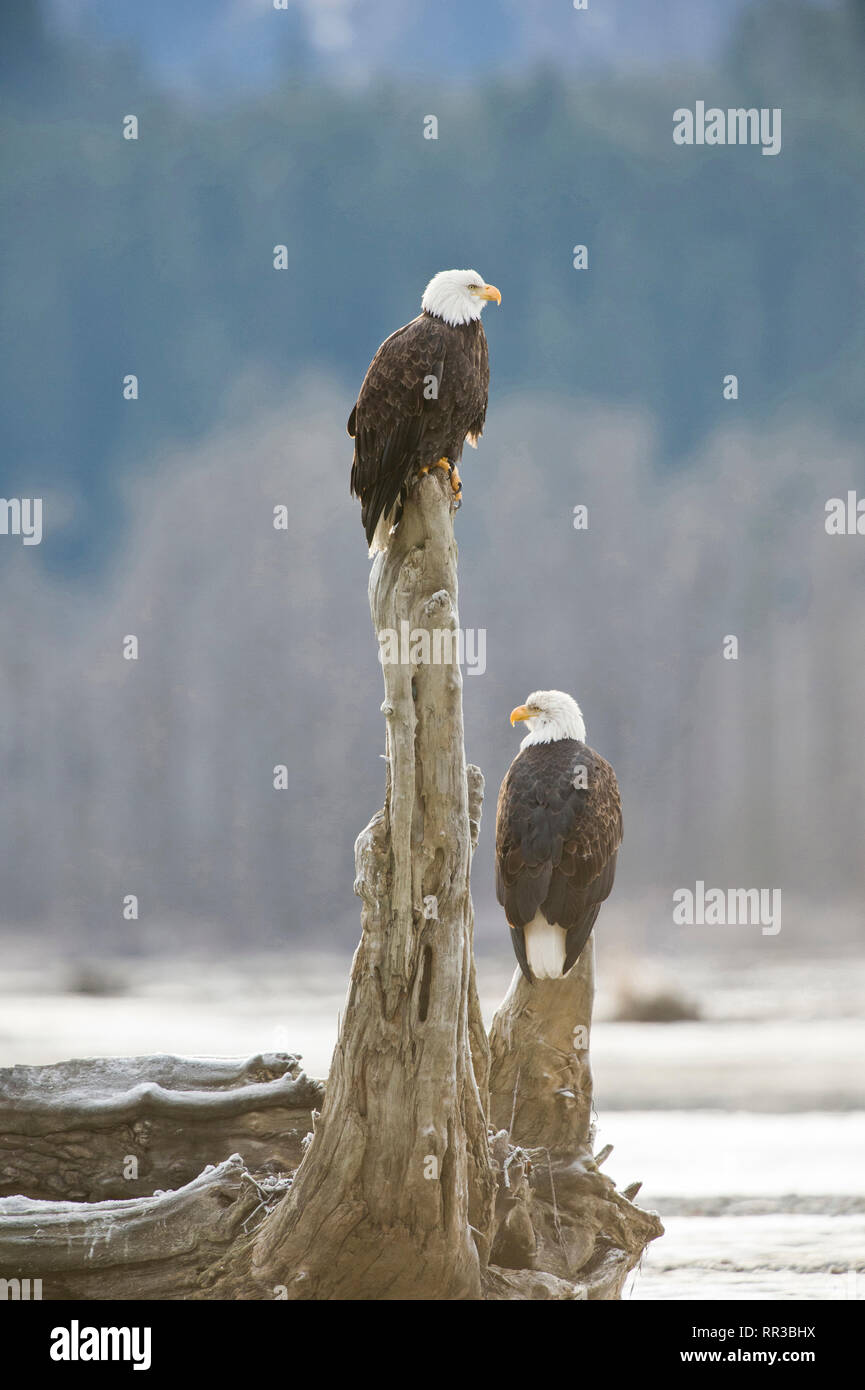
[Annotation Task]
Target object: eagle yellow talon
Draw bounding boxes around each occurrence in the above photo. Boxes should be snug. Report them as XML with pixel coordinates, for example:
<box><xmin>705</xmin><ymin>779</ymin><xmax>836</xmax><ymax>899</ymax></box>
<box><xmin>419</xmin><ymin>457</ymin><xmax>453</xmax><ymax>478</ymax></box>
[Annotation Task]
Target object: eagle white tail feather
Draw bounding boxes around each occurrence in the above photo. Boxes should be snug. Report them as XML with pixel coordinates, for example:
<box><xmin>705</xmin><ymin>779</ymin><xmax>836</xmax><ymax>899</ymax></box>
<box><xmin>368</xmin><ymin>511</ymin><xmax>396</xmax><ymax>557</ymax></box>
<box><xmin>524</xmin><ymin>914</ymin><xmax>567</xmax><ymax>979</ymax></box>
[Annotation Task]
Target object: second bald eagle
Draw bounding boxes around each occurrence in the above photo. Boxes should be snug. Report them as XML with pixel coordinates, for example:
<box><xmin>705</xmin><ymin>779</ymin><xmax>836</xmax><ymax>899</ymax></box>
<box><xmin>496</xmin><ymin>691</ymin><xmax>623</xmax><ymax>982</ymax></box>
<box><xmin>348</xmin><ymin>269</ymin><xmax>500</xmax><ymax>554</ymax></box>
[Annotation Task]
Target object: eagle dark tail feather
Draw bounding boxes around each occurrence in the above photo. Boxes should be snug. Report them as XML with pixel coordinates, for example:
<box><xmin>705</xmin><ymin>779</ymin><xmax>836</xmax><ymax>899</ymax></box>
<box><xmin>562</xmin><ymin>904</ymin><xmax>603</xmax><ymax>976</ymax></box>
<box><xmin>510</xmin><ymin>924</ymin><xmax>533</xmax><ymax>983</ymax></box>
<box><xmin>359</xmin><ymin>480</ymin><xmax>407</xmax><ymax>551</ymax></box>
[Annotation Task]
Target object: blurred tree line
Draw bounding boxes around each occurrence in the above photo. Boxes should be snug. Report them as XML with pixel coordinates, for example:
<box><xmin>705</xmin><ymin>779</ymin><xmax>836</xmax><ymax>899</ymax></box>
<box><xmin>2</xmin><ymin>2</ymin><xmax>865</xmax><ymax>954</ymax></box>
<box><xmin>1</xmin><ymin>0</ymin><xmax>864</xmax><ymax>575</ymax></box>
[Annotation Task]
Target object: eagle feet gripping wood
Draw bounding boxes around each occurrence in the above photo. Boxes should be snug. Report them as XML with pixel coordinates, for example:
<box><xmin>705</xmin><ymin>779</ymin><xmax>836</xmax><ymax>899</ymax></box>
<box><xmin>419</xmin><ymin>457</ymin><xmax>463</xmax><ymax>508</ymax></box>
<box><xmin>449</xmin><ymin>462</ymin><xmax>463</xmax><ymax>507</ymax></box>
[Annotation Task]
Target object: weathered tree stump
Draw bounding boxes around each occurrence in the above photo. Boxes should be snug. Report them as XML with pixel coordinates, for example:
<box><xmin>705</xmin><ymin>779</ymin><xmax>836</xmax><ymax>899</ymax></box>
<box><xmin>0</xmin><ymin>470</ymin><xmax>661</xmax><ymax>1300</ymax></box>
<box><xmin>488</xmin><ymin>944</ymin><xmax>663</xmax><ymax>1297</ymax></box>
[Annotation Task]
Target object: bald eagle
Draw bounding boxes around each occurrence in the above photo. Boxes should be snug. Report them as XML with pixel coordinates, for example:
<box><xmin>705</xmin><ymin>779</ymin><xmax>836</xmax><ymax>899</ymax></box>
<box><xmin>348</xmin><ymin>269</ymin><xmax>500</xmax><ymax>554</ymax></box>
<box><xmin>495</xmin><ymin>691</ymin><xmax>622</xmax><ymax>982</ymax></box>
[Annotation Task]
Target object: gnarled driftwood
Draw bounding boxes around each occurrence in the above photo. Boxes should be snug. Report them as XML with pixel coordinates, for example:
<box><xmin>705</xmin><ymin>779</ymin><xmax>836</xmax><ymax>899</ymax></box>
<box><xmin>0</xmin><ymin>1052</ymin><xmax>322</xmax><ymax>1203</ymax></box>
<box><xmin>0</xmin><ymin>470</ymin><xmax>661</xmax><ymax>1300</ymax></box>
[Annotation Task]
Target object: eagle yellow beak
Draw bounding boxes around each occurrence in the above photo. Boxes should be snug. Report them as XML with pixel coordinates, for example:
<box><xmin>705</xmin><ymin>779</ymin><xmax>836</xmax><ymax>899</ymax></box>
<box><xmin>479</xmin><ymin>283</ymin><xmax>501</xmax><ymax>304</ymax></box>
<box><xmin>510</xmin><ymin>704</ymin><xmax>531</xmax><ymax>725</ymax></box>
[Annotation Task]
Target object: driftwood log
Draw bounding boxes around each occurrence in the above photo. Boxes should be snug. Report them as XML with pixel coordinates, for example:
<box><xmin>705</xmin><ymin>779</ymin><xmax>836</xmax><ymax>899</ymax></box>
<box><xmin>0</xmin><ymin>471</ymin><xmax>661</xmax><ymax>1300</ymax></box>
<box><xmin>0</xmin><ymin>1053</ymin><xmax>321</xmax><ymax>1203</ymax></box>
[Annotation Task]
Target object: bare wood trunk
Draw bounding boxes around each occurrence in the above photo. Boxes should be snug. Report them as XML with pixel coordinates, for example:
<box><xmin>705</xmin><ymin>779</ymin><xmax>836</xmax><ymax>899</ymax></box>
<box><xmin>249</xmin><ymin>471</ymin><xmax>496</xmax><ymax>1299</ymax></box>
<box><xmin>487</xmin><ymin>942</ymin><xmax>663</xmax><ymax>1298</ymax></box>
<box><xmin>489</xmin><ymin>943</ymin><xmax>596</xmax><ymax>1151</ymax></box>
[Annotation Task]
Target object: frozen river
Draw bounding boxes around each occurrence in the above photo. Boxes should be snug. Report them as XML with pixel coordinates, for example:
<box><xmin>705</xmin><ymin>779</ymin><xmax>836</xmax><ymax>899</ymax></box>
<box><xmin>0</xmin><ymin>945</ymin><xmax>862</xmax><ymax>1300</ymax></box>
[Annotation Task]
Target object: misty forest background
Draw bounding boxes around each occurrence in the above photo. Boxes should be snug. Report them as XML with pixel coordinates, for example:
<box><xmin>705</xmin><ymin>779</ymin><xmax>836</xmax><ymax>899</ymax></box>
<box><xmin>2</xmin><ymin>0</ymin><xmax>865</xmax><ymax>964</ymax></box>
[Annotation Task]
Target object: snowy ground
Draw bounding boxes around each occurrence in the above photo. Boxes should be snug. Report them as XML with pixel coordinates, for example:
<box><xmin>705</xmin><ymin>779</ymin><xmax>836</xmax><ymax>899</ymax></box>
<box><xmin>603</xmin><ymin>1111</ymin><xmax>865</xmax><ymax>1301</ymax></box>
<box><xmin>627</xmin><ymin>1214</ymin><xmax>865</xmax><ymax>1301</ymax></box>
<box><xmin>0</xmin><ymin>945</ymin><xmax>862</xmax><ymax>1300</ymax></box>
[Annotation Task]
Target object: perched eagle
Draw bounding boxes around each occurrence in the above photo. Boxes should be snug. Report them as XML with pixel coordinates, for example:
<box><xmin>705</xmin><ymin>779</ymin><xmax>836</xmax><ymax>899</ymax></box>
<box><xmin>495</xmin><ymin>690</ymin><xmax>622</xmax><ymax>982</ymax></box>
<box><xmin>348</xmin><ymin>268</ymin><xmax>500</xmax><ymax>554</ymax></box>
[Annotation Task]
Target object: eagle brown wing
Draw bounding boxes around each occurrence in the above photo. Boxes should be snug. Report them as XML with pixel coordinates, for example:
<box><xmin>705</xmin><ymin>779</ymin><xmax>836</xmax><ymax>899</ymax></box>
<box><xmin>348</xmin><ymin>314</ymin><xmax>449</xmax><ymax>548</ymax></box>
<box><xmin>495</xmin><ymin>739</ymin><xmax>622</xmax><ymax>980</ymax></box>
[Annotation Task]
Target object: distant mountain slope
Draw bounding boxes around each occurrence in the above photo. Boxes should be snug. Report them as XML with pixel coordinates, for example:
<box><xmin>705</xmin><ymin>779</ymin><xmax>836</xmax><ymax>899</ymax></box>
<box><xmin>41</xmin><ymin>0</ymin><xmax>763</xmax><ymax>92</ymax></box>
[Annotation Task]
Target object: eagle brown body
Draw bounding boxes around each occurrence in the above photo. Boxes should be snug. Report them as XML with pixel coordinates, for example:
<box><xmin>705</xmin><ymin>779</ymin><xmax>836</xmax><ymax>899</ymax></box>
<box><xmin>495</xmin><ymin>738</ymin><xmax>622</xmax><ymax>982</ymax></box>
<box><xmin>348</xmin><ymin>310</ymin><xmax>489</xmax><ymax>550</ymax></box>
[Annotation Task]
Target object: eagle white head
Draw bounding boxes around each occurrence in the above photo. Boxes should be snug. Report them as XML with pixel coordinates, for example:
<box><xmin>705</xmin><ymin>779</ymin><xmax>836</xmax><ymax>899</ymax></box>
<box><xmin>421</xmin><ymin>269</ymin><xmax>502</xmax><ymax>327</ymax></box>
<box><xmin>510</xmin><ymin>690</ymin><xmax>586</xmax><ymax>749</ymax></box>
